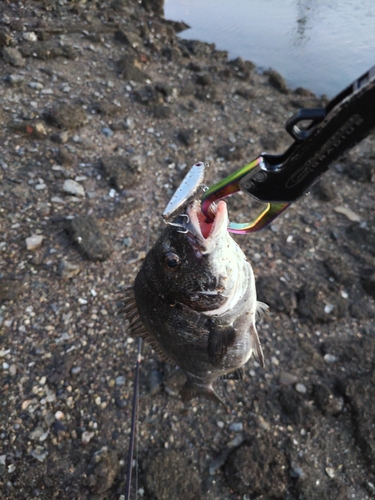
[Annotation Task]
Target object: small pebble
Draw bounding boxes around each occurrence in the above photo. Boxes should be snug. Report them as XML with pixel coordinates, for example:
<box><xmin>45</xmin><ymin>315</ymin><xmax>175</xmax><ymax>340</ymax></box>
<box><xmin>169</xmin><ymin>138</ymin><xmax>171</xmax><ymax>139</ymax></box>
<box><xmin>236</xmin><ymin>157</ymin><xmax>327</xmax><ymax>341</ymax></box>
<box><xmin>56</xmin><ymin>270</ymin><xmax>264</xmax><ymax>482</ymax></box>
<box><xmin>123</xmin><ymin>237</ymin><xmax>133</xmax><ymax>247</ymax></box>
<box><xmin>227</xmin><ymin>434</ymin><xmax>243</xmax><ymax>448</ymax></box>
<box><xmin>102</xmin><ymin>127</ymin><xmax>113</xmax><ymax>137</ymax></box>
<box><xmin>295</xmin><ymin>383</ymin><xmax>307</xmax><ymax>394</ymax></box>
<box><xmin>63</xmin><ymin>179</ymin><xmax>85</xmax><ymax>197</ymax></box>
<box><xmin>55</xmin><ymin>411</ymin><xmax>64</xmax><ymax>420</ymax></box>
<box><xmin>334</xmin><ymin>163</ymin><xmax>346</xmax><ymax>173</ymax></box>
<box><xmin>30</xmin><ymin>446</ymin><xmax>48</xmax><ymax>462</ymax></box>
<box><xmin>29</xmin><ymin>426</ymin><xmax>45</xmax><ymax>441</ymax></box>
<box><xmin>290</xmin><ymin>461</ymin><xmax>305</xmax><ymax>478</ymax></box>
<box><xmin>280</xmin><ymin>371</ymin><xmax>298</xmax><ymax>386</ymax></box>
<box><xmin>51</xmin><ymin>196</ymin><xmax>65</xmax><ymax>204</ymax></box>
<box><xmin>229</xmin><ymin>422</ymin><xmax>243</xmax><ymax>432</ymax></box>
<box><xmin>271</xmin><ymin>356</ymin><xmax>279</xmax><ymax>366</ymax></box>
<box><xmin>148</xmin><ymin>369</ymin><xmax>163</xmax><ymax>395</ymax></box>
<box><xmin>124</xmin><ymin>117</ymin><xmax>134</xmax><ymax>129</ymax></box>
<box><xmin>115</xmin><ymin>375</ymin><xmax>126</xmax><ymax>386</ymax></box>
<box><xmin>334</xmin><ymin>206</ymin><xmax>361</xmax><ymax>222</ymax></box>
<box><xmin>52</xmin><ymin>131</ymin><xmax>69</xmax><ymax>144</ymax></box>
<box><xmin>7</xmin><ymin>74</ymin><xmax>25</xmax><ymax>86</ymax></box>
<box><xmin>23</xmin><ymin>32</ymin><xmax>38</xmax><ymax>42</ymax></box>
<box><xmin>81</xmin><ymin>431</ymin><xmax>95</xmax><ymax>444</ymax></box>
<box><xmin>325</xmin><ymin>467</ymin><xmax>335</xmax><ymax>478</ymax></box>
<box><xmin>21</xmin><ymin>400</ymin><xmax>32</xmax><ymax>410</ymax></box>
<box><xmin>26</xmin><ymin>234</ymin><xmax>44</xmax><ymax>250</ymax></box>
<box><xmin>29</xmin><ymin>82</ymin><xmax>44</xmax><ymax>90</ymax></box>
<box><xmin>115</xmin><ymin>397</ymin><xmax>127</xmax><ymax>409</ymax></box>
<box><xmin>324</xmin><ymin>303</ymin><xmax>334</xmax><ymax>314</ymax></box>
<box><xmin>324</xmin><ymin>354</ymin><xmax>337</xmax><ymax>363</ymax></box>
<box><xmin>58</xmin><ymin>260</ymin><xmax>81</xmax><ymax>279</ymax></box>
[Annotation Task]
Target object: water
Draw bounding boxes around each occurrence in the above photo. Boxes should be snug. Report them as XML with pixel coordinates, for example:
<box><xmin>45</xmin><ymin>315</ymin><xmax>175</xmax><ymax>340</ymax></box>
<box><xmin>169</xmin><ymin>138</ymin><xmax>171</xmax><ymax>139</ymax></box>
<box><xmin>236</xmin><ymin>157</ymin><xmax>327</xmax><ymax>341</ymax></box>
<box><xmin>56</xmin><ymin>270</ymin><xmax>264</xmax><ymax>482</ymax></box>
<box><xmin>165</xmin><ymin>0</ymin><xmax>375</xmax><ymax>97</ymax></box>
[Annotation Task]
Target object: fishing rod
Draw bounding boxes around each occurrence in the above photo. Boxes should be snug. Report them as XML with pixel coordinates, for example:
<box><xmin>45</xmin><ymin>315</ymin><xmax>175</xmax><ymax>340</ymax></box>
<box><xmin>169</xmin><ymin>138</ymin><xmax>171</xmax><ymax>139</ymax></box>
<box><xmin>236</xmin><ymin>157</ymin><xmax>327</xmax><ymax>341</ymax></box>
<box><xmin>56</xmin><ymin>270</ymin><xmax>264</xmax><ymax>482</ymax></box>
<box><xmin>124</xmin><ymin>337</ymin><xmax>142</xmax><ymax>500</ymax></box>
<box><xmin>124</xmin><ymin>211</ymin><xmax>151</xmax><ymax>500</ymax></box>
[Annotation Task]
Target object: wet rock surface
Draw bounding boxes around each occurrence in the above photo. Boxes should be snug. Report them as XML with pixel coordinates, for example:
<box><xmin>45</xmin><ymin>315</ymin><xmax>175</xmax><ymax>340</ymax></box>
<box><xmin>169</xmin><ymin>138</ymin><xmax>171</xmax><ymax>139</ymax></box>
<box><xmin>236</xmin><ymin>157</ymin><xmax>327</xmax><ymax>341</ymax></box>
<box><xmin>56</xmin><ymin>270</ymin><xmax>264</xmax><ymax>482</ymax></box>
<box><xmin>0</xmin><ymin>1</ymin><xmax>374</xmax><ymax>499</ymax></box>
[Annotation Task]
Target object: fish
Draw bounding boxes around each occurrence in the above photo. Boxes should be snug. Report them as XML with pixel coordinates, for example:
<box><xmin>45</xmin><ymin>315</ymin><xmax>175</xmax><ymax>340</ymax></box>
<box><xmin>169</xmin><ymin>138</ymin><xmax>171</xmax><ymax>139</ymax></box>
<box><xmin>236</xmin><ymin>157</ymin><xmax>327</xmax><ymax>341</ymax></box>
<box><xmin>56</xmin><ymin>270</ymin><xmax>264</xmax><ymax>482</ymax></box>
<box><xmin>122</xmin><ymin>199</ymin><xmax>267</xmax><ymax>405</ymax></box>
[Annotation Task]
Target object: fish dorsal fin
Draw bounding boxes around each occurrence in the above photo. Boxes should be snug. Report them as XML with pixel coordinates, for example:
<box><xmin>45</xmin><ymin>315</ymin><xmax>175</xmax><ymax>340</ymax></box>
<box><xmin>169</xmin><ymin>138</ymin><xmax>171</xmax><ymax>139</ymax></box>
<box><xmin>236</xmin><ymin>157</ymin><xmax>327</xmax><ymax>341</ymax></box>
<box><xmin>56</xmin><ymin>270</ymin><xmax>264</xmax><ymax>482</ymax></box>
<box><xmin>207</xmin><ymin>322</ymin><xmax>236</xmax><ymax>364</ymax></box>
<box><xmin>120</xmin><ymin>286</ymin><xmax>175</xmax><ymax>364</ymax></box>
<box><xmin>119</xmin><ymin>286</ymin><xmax>147</xmax><ymax>336</ymax></box>
<box><xmin>250</xmin><ymin>323</ymin><xmax>265</xmax><ymax>368</ymax></box>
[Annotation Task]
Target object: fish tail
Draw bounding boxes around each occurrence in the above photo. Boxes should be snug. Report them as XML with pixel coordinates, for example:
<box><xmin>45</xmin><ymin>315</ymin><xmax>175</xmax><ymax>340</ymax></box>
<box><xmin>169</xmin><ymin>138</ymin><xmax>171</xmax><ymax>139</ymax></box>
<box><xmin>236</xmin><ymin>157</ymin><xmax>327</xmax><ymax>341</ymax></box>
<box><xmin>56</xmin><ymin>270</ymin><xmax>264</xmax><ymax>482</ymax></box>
<box><xmin>180</xmin><ymin>376</ymin><xmax>227</xmax><ymax>407</ymax></box>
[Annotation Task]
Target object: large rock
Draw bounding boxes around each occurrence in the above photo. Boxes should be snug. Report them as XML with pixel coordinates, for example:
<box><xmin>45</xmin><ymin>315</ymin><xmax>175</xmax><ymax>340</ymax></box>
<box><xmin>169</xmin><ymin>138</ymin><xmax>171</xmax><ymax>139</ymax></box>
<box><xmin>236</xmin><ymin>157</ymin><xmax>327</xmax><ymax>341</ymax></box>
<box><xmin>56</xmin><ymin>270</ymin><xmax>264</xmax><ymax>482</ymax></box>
<box><xmin>2</xmin><ymin>47</ymin><xmax>25</xmax><ymax>67</ymax></box>
<box><xmin>45</xmin><ymin>103</ymin><xmax>88</xmax><ymax>130</ymax></box>
<box><xmin>66</xmin><ymin>216</ymin><xmax>112</xmax><ymax>262</ymax></box>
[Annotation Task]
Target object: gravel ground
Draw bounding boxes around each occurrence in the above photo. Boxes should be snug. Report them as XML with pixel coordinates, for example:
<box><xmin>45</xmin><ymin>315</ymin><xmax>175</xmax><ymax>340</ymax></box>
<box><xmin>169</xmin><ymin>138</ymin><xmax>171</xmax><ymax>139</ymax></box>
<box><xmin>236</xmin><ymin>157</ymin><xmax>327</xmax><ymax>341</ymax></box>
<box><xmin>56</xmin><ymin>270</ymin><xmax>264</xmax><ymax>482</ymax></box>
<box><xmin>0</xmin><ymin>1</ymin><xmax>375</xmax><ymax>499</ymax></box>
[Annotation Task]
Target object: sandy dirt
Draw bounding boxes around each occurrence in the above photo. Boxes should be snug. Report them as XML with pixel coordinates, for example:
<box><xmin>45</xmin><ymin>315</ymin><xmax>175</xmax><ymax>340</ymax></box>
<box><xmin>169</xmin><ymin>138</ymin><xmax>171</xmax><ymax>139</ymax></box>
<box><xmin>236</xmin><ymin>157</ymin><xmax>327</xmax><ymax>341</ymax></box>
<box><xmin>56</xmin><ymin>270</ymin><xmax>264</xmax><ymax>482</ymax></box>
<box><xmin>0</xmin><ymin>1</ymin><xmax>374</xmax><ymax>499</ymax></box>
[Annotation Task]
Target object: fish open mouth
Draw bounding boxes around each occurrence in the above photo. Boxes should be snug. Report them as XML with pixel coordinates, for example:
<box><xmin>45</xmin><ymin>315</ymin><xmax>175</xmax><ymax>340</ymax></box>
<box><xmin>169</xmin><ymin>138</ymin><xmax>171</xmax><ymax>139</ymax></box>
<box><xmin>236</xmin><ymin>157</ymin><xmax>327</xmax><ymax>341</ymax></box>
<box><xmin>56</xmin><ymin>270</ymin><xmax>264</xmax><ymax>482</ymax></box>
<box><xmin>186</xmin><ymin>199</ymin><xmax>228</xmax><ymax>241</ymax></box>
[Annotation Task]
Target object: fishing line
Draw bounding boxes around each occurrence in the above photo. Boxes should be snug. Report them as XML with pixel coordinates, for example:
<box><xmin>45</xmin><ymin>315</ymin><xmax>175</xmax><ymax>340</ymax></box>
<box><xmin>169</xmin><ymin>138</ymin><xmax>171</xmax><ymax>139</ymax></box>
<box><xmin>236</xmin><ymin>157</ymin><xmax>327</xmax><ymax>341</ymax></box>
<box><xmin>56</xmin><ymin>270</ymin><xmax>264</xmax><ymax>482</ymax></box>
<box><xmin>124</xmin><ymin>337</ymin><xmax>142</xmax><ymax>500</ymax></box>
<box><xmin>124</xmin><ymin>210</ymin><xmax>151</xmax><ymax>500</ymax></box>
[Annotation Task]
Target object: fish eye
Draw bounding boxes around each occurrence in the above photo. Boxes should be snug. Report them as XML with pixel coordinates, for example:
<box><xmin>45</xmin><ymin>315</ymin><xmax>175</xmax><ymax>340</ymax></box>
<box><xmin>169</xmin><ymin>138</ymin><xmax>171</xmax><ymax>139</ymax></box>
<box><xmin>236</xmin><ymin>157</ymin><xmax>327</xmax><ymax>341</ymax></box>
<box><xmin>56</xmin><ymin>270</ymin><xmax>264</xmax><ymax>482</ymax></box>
<box><xmin>164</xmin><ymin>252</ymin><xmax>181</xmax><ymax>271</ymax></box>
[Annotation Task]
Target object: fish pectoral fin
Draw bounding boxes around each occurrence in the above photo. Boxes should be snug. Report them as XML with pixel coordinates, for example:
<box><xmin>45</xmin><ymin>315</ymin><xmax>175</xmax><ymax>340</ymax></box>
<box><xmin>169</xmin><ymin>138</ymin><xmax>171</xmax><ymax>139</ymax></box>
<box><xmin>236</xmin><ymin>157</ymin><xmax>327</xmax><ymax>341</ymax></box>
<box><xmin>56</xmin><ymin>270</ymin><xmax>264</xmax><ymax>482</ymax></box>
<box><xmin>219</xmin><ymin>367</ymin><xmax>244</xmax><ymax>380</ymax></box>
<box><xmin>180</xmin><ymin>378</ymin><xmax>227</xmax><ymax>408</ymax></box>
<box><xmin>207</xmin><ymin>322</ymin><xmax>236</xmax><ymax>364</ymax></box>
<box><xmin>256</xmin><ymin>301</ymin><xmax>269</xmax><ymax>318</ymax></box>
<box><xmin>250</xmin><ymin>323</ymin><xmax>265</xmax><ymax>368</ymax></box>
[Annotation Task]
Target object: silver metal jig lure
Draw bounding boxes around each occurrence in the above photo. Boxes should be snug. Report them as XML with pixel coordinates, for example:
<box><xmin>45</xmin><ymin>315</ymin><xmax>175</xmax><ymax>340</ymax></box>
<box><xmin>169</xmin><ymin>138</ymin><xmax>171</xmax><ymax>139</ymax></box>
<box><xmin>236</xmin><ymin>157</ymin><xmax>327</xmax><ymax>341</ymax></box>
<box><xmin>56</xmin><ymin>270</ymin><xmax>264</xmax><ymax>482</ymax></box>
<box><xmin>162</xmin><ymin>162</ymin><xmax>207</xmax><ymax>222</ymax></box>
